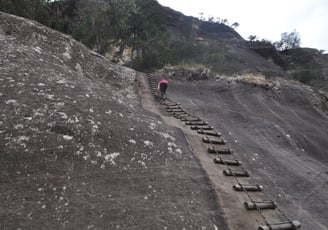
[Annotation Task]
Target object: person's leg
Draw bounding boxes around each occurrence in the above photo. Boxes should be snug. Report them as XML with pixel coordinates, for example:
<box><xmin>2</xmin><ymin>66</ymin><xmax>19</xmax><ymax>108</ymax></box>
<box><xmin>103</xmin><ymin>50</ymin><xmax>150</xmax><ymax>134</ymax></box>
<box><xmin>160</xmin><ymin>83</ymin><xmax>168</xmax><ymax>98</ymax></box>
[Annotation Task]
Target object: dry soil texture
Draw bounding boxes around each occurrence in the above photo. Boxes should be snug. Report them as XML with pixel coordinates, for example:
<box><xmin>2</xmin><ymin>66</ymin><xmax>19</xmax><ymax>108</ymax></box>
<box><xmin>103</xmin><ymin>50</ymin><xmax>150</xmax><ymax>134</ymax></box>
<box><xmin>154</xmin><ymin>75</ymin><xmax>328</xmax><ymax>230</ymax></box>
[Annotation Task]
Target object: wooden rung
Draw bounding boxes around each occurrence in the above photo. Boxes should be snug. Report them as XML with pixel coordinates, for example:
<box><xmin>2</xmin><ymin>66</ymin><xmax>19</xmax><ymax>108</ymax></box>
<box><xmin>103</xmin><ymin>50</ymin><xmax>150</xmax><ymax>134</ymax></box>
<box><xmin>180</xmin><ymin>117</ymin><xmax>201</xmax><ymax>121</ymax></box>
<box><xmin>223</xmin><ymin>169</ymin><xmax>249</xmax><ymax>177</ymax></box>
<box><xmin>169</xmin><ymin>111</ymin><xmax>185</xmax><ymax>115</ymax></box>
<box><xmin>233</xmin><ymin>184</ymin><xmax>263</xmax><ymax>192</ymax></box>
<box><xmin>202</xmin><ymin>137</ymin><xmax>226</xmax><ymax>145</ymax></box>
<box><xmin>190</xmin><ymin>125</ymin><xmax>214</xmax><ymax>130</ymax></box>
<box><xmin>166</xmin><ymin>106</ymin><xmax>181</xmax><ymax>109</ymax></box>
<box><xmin>174</xmin><ymin>114</ymin><xmax>190</xmax><ymax>119</ymax></box>
<box><xmin>197</xmin><ymin>130</ymin><xmax>221</xmax><ymax>137</ymax></box>
<box><xmin>167</xmin><ymin>109</ymin><xmax>184</xmax><ymax>113</ymax></box>
<box><xmin>244</xmin><ymin>200</ymin><xmax>277</xmax><ymax>210</ymax></box>
<box><xmin>173</xmin><ymin>112</ymin><xmax>188</xmax><ymax>116</ymax></box>
<box><xmin>207</xmin><ymin>147</ymin><xmax>233</xmax><ymax>154</ymax></box>
<box><xmin>258</xmin><ymin>221</ymin><xmax>301</xmax><ymax>230</ymax></box>
<box><xmin>185</xmin><ymin>121</ymin><xmax>208</xmax><ymax>126</ymax></box>
<box><xmin>213</xmin><ymin>157</ymin><xmax>241</xmax><ymax>166</ymax></box>
<box><xmin>176</xmin><ymin>114</ymin><xmax>189</xmax><ymax>118</ymax></box>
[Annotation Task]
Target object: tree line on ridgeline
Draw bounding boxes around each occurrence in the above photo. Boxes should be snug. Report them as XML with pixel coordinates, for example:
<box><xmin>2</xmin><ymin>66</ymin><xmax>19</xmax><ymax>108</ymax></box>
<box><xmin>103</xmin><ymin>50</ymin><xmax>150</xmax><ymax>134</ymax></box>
<box><xmin>1</xmin><ymin>0</ymin><xmax>326</xmax><ymax>86</ymax></box>
<box><xmin>0</xmin><ymin>0</ymin><xmax>175</xmax><ymax>70</ymax></box>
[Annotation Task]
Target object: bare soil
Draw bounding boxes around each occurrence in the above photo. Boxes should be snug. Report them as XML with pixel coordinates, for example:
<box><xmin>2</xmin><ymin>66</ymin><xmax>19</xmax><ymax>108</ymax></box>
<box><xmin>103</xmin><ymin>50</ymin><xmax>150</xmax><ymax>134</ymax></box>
<box><xmin>149</xmin><ymin>75</ymin><xmax>328</xmax><ymax>230</ymax></box>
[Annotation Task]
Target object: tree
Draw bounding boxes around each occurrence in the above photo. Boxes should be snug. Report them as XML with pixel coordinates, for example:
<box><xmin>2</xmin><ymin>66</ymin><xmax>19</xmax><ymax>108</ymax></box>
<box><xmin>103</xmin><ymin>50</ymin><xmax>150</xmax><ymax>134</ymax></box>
<box><xmin>231</xmin><ymin>22</ymin><xmax>239</xmax><ymax>29</ymax></box>
<box><xmin>128</xmin><ymin>0</ymin><xmax>170</xmax><ymax>70</ymax></box>
<box><xmin>274</xmin><ymin>30</ymin><xmax>301</xmax><ymax>51</ymax></box>
<box><xmin>73</xmin><ymin>0</ymin><xmax>136</xmax><ymax>54</ymax></box>
<box><xmin>48</xmin><ymin>0</ymin><xmax>79</xmax><ymax>34</ymax></box>
<box><xmin>198</xmin><ymin>12</ymin><xmax>206</xmax><ymax>21</ymax></box>
<box><xmin>220</xmin><ymin>18</ymin><xmax>228</xmax><ymax>25</ymax></box>
<box><xmin>248</xmin><ymin>35</ymin><xmax>258</xmax><ymax>42</ymax></box>
<box><xmin>0</xmin><ymin>0</ymin><xmax>52</xmax><ymax>25</ymax></box>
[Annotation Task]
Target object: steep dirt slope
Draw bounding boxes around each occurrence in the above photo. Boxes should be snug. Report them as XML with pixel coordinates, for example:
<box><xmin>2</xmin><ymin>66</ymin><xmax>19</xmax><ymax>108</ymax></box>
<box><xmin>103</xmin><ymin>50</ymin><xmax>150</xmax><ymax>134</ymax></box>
<box><xmin>0</xmin><ymin>13</ymin><xmax>229</xmax><ymax>229</ymax></box>
<box><xmin>158</xmin><ymin>76</ymin><xmax>328</xmax><ymax>230</ymax></box>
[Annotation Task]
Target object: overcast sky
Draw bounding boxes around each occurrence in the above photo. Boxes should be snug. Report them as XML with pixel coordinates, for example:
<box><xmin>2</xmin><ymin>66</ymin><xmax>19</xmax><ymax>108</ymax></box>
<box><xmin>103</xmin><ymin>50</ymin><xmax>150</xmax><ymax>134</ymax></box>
<box><xmin>157</xmin><ymin>0</ymin><xmax>328</xmax><ymax>52</ymax></box>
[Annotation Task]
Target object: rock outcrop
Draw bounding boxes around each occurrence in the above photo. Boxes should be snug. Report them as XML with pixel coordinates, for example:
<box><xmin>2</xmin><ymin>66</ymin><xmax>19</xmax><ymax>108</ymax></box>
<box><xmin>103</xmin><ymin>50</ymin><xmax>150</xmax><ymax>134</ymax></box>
<box><xmin>0</xmin><ymin>12</ymin><xmax>228</xmax><ymax>229</ymax></box>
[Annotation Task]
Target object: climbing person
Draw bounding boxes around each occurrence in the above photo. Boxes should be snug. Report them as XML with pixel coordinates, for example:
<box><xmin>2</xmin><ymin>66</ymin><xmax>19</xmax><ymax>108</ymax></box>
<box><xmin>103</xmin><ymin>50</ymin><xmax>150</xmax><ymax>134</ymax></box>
<box><xmin>157</xmin><ymin>79</ymin><xmax>168</xmax><ymax>99</ymax></box>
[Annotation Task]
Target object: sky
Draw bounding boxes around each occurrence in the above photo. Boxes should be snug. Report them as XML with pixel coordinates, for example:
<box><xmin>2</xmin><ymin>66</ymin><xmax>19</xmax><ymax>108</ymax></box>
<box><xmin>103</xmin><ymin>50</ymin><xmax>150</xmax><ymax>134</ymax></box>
<box><xmin>157</xmin><ymin>0</ymin><xmax>328</xmax><ymax>52</ymax></box>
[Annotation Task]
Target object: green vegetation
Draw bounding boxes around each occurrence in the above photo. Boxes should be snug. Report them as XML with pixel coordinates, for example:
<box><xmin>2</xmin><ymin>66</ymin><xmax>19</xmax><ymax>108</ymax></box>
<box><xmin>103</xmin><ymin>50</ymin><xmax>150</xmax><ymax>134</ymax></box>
<box><xmin>274</xmin><ymin>30</ymin><xmax>301</xmax><ymax>51</ymax></box>
<box><xmin>0</xmin><ymin>0</ymin><xmax>170</xmax><ymax>71</ymax></box>
<box><xmin>1</xmin><ymin>0</ymin><xmax>245</xmax><ymax>73</ymax></box>
<box><xmin>1</xmin><ymin>0</ymin><xmax>326</xmax><ymax>89</ymax></box>
<box><xmin>247</xmin><ymin>30</ymin><xmax>301</xmax><ymax>50</ymax></box>
<box><xmin>0</xmin><ymin>0</ymin><xmax>79</xmax><ymax>33</ymax></box>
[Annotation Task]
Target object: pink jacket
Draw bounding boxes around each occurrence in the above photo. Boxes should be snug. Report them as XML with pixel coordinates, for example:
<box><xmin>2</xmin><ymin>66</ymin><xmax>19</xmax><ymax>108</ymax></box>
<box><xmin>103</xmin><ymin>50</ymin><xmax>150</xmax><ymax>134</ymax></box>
<box><xmin>159</xmin><ymin>79</ymin><xmax>168</xmax><ymax>84</ymax></box>
<box><xmin>157</xmin><ymin>79</ymin><xmax>168</xmax><ymax>90</ymax></box>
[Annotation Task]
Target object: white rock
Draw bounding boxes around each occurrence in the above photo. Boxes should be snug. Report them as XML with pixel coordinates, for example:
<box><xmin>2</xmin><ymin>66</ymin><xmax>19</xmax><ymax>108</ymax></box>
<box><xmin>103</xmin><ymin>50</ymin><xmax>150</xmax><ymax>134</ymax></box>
<box><xmin>63</xmin><ymin>135</ymin><xmax>73</xmax><ymax>140</ymax></box>
<box><xmin>149</xmin><ymin>123</ymin><xmax>156</xmax><ymax>130</ymax></box>
<box><xmin>14</xmin><ymin>124</ymin><xmax>24</xmax><ymax>129</ymax></box>
<box><xmin>175</xmin><ymin>149</ymin><xmax>182</xmax><ymax>154</ymax></box>
<box><xmin>144</xmin><ymin>140</ymin><xmax>153</xmax><ymax>147</ymax></box>
<box><xmin>129</xmin><ymin>139</ymin><xmax>137</xmax><ymax>144</ymax></box>
<box><xmin>18</xmin><ymin>136</ymin><xmax>30</xmax><ymax>141</ymax></box>
<box><xmin>5</xmin><ymin>99</ymin><xmax>17</xmax><ymax>105</ymax></box>
<box><xmin>56</xmin><ymin>79</ymin><xmax>66</xmax><ymax>84</ymax></box>
<box><xmin>168</xmin><ymin>142</ymin><xmax>177</xmax><ymax>148</ymax></box>
<box><xmin>104</xmin><ymin>152</ymin><xmax>120</xmax><ymax>165</ymax></box>
<box><xmin>57</xmin><ymin>112</ymin><xmax>68</xmax><ymax>119</ymax></box>
<box><xmin>138</xmin><ymin>160</ymin><xmax>146</xmax><ymax>168</ymax></box>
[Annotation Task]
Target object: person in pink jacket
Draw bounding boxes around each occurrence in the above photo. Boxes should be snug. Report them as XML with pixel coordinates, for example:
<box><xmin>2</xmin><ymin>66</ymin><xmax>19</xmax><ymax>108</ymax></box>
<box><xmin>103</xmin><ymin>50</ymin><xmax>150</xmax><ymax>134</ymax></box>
<box><xmin>157</xmin><ymin>79</ymin><xmax>168</xmax><ymax>99</ymax></box>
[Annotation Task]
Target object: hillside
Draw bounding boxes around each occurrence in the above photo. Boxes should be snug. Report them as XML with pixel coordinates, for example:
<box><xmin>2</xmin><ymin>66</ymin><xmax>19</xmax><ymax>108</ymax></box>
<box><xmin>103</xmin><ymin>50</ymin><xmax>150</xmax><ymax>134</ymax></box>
<box><xmin>157</xmin><ymin>6</ymin><xmax>284</xmax><ymax>75</ymax></box>
<box><xmin>1</xmin><ymin>0</ymin><xmax>327</xmax><ymax>91</ymax></box>
<box><xmin>252</xmin><ymin>46</ymin><xmax>328</xmax><ymax>90</ymax></box>
<box><xmin>1</xmin><ymin>9</ymin><xmax>328</xmax><ymax>230</ymax></box>
<box><xmin>0</xmin><ymin>12</ymin><xmax>229</xmax><ymax>229</ymax></box>
<box><xmin>151</xmin><ymin>69</ymin><xmax>328</xmax><ymax>230</ymax></box>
